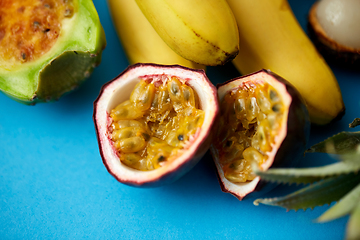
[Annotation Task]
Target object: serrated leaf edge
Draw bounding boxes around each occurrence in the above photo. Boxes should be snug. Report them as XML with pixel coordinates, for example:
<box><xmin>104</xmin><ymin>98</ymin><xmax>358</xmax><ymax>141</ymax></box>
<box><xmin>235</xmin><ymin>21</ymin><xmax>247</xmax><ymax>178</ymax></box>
<box><xmin>317</xmin><ymin>183</ymin><xmax>360</xmax><ymax>222</ymax></box>
<box><xmin>253</xmin><ymin>173</ymin><xmax>360</xmax><ymax>212</ymax></box>
<box><xmin>254</xmin><ymin>162</ymin><xmax>360</xmax><ymax>185</ymax></box>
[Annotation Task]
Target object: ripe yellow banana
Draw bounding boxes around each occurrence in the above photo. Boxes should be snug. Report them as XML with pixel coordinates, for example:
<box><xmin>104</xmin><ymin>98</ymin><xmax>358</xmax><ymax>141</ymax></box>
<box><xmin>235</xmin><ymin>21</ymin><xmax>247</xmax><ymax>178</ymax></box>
<box><xmin>134</xmin><ymin>0</ymin><xmax>240</xmax><ymax>66</ymax></box>
<box><xmin>227</xmin><ymin>0</ymin><xmax>345</xmax><ymax>125</ymax></box>
<box><xmin>108</xmin><ymin>0</ymin><xmax>204</xmax><ymax>69</ymax></box>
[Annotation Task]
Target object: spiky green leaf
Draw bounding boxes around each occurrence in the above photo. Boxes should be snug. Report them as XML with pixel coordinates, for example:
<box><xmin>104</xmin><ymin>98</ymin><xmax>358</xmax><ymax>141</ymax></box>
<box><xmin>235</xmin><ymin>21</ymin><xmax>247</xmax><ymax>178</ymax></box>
<box><xmin>306</xmin><ymin>132</ymin><xmax>360</xmax><ymax>155</ymax></box>
<box><xmin>338</xmin><ymin>149</ymin><xmax>360</xmax><ymax>165</ymax></box>
<box><xmin>253</xmin><ymin>173</ymin><xmax>360</xmax><ymax>211</ymax></box>
<box><xmin>254</xmin><ymin>162</ymin><xmax>360</xmax><ymax>185</ymax></box>
<box><xmin>317</xmin><ymin>183</ymin><xmax>360</xmax><ymax>222</ymax></box>
<box><xmin>346</xmin><ymin>202</ymin><xmax>360</xmax><ymax>240</ymax></box>
<box><xmin>349</xmin><ymin>118</ymin><xmax>360</xmax><ymax>128</ymax></box>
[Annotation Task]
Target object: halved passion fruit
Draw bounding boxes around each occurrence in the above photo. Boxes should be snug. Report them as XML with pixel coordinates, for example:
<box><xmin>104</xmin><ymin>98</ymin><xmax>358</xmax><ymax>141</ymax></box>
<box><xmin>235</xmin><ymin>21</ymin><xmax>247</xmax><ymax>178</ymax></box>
<box><xmin>0</xmin><ymin>0</ymin><xmax>106</xmax><ymax>104</ymax></box>
<box><xmin>308</xmin><ymin>0</ymin><xmax>360</xmax><ymax>68</ymax></box>
<box><xmin>93</xmin><ymin>63</ymin><xmax>218</xmax><ymax>187</ymax></box>
<box><xmin>211</xmin><ymin>70</ymin><xmax>310</xmax><ymax>200</ymax></box>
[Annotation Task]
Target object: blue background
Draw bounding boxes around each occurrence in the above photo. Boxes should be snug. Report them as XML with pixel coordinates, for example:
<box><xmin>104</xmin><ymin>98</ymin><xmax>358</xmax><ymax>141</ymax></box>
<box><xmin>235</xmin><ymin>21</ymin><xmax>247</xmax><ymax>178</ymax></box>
<box><xmin>1</xmin><ymin>0</ymin><xmax>359</xmax><ymax>239</ymax></box>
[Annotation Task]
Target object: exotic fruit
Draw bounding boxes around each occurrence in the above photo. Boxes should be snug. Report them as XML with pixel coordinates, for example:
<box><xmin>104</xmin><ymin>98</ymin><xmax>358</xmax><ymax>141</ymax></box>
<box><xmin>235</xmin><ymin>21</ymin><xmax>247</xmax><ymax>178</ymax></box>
<box><xmin>226</xmin><ymin>0</ymin><xmax>344</xmax><ymax>125</ymax></box>
<box><xmin>93</xmin><ymin>63</ymin><xmax>218</xmax><ymax>187</ymax></box>
<box><xmin>0</xmin><ymin>0</ymin><xmax>106</xmax><ymax>104</ymax></box>
<box><xmin>210</xmin><ymin>70</ymin><xmax>310</xmax><ymax>200</ymax></box>
<box><xmin>308</xmin><ymin>0</ymin><xmax>360</xmax><ymax>68</ymax></box>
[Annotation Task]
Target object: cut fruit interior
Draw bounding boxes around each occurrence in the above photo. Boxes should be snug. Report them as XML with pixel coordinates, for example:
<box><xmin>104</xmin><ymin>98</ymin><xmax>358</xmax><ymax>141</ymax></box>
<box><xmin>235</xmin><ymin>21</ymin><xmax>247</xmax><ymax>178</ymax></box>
<box><xmin>94</xmin><ymin>63</ymin><xmax>218</xmax><ymax>187</ymax></box>
<box><xmin>308</xmin><ymin>0</ymin><xmax>360</xmax><ymax>67</ymax></box>
<box><xmin>314</xmin><ymin>0</ymin><xmax>360</xmax><ymax>50</ymax></box>
<box><xmin>211</xmin><ymin>69</ymin><xmax>309</xmax><ymax>200</ymax></box>
<box><xmin>0</xmin><ymin>0</ymin><xmax>76</xmax><ymax>67</ymax></box>
<box><xmin>0</xmin><ymin>0</ymin><xmax>105</xmax><ymax>104</ymax></box>
<box><xmin>109</xmin><ymin>76</ymin><xmax>205</xmax><ymax>171</ymax></box>
<box><xmin>215</xmin><ymin>79</ymin><xmax>289</xmax><ymax>183</ymax></box>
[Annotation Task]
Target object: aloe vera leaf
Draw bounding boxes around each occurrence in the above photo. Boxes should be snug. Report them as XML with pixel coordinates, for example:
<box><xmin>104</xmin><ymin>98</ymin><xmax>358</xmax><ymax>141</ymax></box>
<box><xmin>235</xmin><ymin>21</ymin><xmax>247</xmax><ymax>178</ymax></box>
<box><xmin>306</xmin><ymin>132</ymin><xmax>360</xmax><ymax>154</ymax></box>
<box><xmin>253</xmin><ymin>173</ymin><xmax>360</xmax><ymax>211</ymax></box>
<box><xmin>317</xmin><ymin>183</ymin><xmax>360</xmax><ymax>222</ymax></box>
<box><xmin>349</xmin><ymin>118</ymin><xmax>360</xmax><ymax>128</ymax></box>
<box><xmin>254</xmin><ymin>162</ymin><xmax>360</xmax><ymax>185</ymax></box>
<box><xmin>346</xmin><ymin>202</ymin><xmax>360</xmax><ymax>240</ymax></box>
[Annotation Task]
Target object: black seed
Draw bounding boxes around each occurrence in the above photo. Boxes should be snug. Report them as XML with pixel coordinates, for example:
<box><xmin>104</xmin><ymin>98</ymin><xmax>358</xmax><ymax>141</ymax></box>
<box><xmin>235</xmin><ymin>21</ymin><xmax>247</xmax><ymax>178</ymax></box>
<box><xmin>171</xmin><ymin>82</ymin><xmax>179</xmax><ymax>95</ymax></box>
<box><xmin>21</xmin><ymin>52</ymin><xmax>26</xmax><ymax>60</ymax></box>
<box><xmin>43</xmin><ymin>28</ymin><xmax>50</xmax><ymax>33</ymax></box>
<box><xmin>158</xmin><ymin>156</ymin><xmax>166</xmax><ymax>163</ymax></box>
<box><xmin>74</xmin><ymin>51</ymin><xmax>78</xmax><ymax>54</ymax></box>
<box><xmin>64</xmin><ymin>8</ymin><xmax>73</xmax><ymax>17</ymax></box>
<box><xmin>141</xmin><ymin>132</ymin><xmax>150</xmax><ymax>141</ymax></box>
<box><xmin>272</xmin><ymin>104</ymin><xmax>281</xmax><ymax>112</ymax></box>
<box><xmin>225</xmin><ymin>140</ymin><xmax>233</xmax><ymax>148</ymax></box>
<box><xmin>269</xmin><ymin>90</ymin><xmax>277</xmax><ymax>100</ymax></box>
<box><xmin>184</xmin><ymin>90</ymin><xmax>190</xmax><ymax>100</ymax></box>
<box><xmin>177</xmin><ymin>134</ymin><xmax>184</xmax><ymax>141</ymax></box>
<box><xmin>259</xmin><ymin>132</ymin><xmax>264</xmax><ymax>141</ymax></box>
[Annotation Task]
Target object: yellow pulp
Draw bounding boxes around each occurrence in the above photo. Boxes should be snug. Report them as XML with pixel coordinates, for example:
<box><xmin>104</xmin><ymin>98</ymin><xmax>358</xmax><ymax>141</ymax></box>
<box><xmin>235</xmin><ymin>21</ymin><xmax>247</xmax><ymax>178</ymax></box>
<box><xmin>0</xmin><ymin>0</ymin><xmax>75</xmax><ymax>65</ymax></box>
<box><xmin>216</xmin><ymin>82</ymin><xmax>284</xmax><ymax>183</ymax></box>
<box><xmin>110</xmin><ymin>77</ymin><xmax>205</xmax><ymax>171</ymax></box>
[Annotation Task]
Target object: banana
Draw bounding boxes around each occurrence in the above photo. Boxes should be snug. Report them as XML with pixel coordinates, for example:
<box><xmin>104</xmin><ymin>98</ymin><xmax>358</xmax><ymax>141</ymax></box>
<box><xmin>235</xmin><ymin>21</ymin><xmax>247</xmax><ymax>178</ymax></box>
<box><xmin>227</xmin><ymin>0</ymin><xmax>345</xmax><ymax>125</ymax></box>
<box><xmin>108</xmin><ymin>0</ymin><xmax>204</xmax><ymax>69</ymax></box>
<box><xmin>134</xmin><ymin>0</ymin><xmax>240</xmax><ymax>66</ymax></box>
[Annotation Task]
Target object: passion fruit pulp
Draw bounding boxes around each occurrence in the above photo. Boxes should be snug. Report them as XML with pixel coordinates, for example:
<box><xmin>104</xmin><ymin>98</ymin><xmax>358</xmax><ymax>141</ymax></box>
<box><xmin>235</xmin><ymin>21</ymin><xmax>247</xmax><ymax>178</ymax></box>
<box><xmin>211</xmin><ymin>69</ymin><xmax>310</xmax><ymax>200</ymax></box>
<box><xmin>0</xmin><ymin>0</ymin><xmax>106</xmax><ymax>104</ymax></box>
<box><xmin>93</xmin><ymin>63</ymin><xmax>219</xmax><ymax>187</ymax></box>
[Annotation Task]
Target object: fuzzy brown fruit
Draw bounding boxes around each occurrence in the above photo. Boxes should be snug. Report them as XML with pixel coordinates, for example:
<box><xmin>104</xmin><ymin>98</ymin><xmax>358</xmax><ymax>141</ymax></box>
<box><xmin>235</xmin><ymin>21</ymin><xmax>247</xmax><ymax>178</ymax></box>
<box><xmin>93</xmin><ymin>63</ymin><xmax>218</xmax><ymax>187</ymax></box>
<box><xmin>210</xmin><ymin>69</ymin><xmax>310</xmax><ymax>200</ymax></box>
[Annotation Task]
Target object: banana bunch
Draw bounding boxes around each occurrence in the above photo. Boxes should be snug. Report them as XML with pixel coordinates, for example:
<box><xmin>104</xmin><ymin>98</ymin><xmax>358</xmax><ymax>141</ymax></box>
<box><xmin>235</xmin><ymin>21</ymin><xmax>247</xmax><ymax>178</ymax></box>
<box><xmin>109</xmin><ymin>0</ymin><xmax>344</xmax><ymax>125</ymax></box>
<box><xmin>134</xmin><ymin>0</ymin><xmax>240</xmax><ymax>66</ymax></box>
<box><xmin>107</xmin><ymin>0</ymin><xmax>204</xmax><ymax>69</ymax></box>
<box><xmin>226</xmin><ymin>0</ymin><xmax>345</xmax><ymax>125</ymax></box>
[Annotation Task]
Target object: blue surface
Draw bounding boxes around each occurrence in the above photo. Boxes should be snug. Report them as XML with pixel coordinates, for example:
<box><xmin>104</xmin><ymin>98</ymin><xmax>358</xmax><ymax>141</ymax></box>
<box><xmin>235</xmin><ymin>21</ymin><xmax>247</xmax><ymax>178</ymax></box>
<box><xmin>1</xmin><ymin>0</ymin><xmax>359</xmax><ymax>239</ymax></box>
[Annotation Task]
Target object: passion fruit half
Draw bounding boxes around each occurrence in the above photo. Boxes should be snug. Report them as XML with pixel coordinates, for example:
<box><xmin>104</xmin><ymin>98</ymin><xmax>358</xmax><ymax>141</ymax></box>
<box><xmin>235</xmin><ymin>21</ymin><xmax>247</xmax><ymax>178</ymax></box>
<box><xmin>308</xmin><ymin>0</ymin><xmax>360</xmax><ymax>68</ymax></box>
<box><xmin>93</xmin><ymin>63</ymin><xmax>219</xmax><ymax>187</ymax></box>
<box><xmin>0</xmin><ymin>0</ymin><xmax>106</xmax><ymax>104</ymax></box>
<box><xmin>211</xmin><ymin>69</ymin><xmax>310</xmax><ymax>200</ymax></box>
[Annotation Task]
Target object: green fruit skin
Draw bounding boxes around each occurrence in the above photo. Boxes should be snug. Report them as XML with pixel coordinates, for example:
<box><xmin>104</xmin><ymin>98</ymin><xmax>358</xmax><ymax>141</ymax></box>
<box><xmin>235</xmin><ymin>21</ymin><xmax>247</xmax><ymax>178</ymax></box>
<box><xmin>0</xmin><ymin>0</ymin><xmax>106</xmax><ymax>104</ymax></box>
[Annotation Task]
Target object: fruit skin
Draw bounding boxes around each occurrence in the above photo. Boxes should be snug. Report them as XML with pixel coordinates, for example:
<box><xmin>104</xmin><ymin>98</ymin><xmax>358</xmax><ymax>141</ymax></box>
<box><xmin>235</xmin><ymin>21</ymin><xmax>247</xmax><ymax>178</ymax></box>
<box><xmin>0</xmin><ymin>0</ymin><xmax>106</xmax><ymax>105</ymax></box>
<box><xmin>107</xmin><ymin>0</ymin><xmax>204</xmax><ymax>70</ymax></box>
<box><xmin>211</xmin><ymin>69</ymin><xmax>310</xmax><ymax>200</ymax></box>
<box><xmin>308</xmin><ymin>2</ymin><xmax>360</xmax><ymax>69</ymax></box>
<box><xmin>134</xmin><ymin>0</ymin><xmax>239</xmax><ymax>66</ymax></box>
<box><xmin>226</xmin><ymin>0</ymin><xmax>345</xmax><ymax>125</ymax></box>
<box><xmin>93</xmin><ymin>63</ymin><xmax>219</xmax><ymax>187</ymax></box>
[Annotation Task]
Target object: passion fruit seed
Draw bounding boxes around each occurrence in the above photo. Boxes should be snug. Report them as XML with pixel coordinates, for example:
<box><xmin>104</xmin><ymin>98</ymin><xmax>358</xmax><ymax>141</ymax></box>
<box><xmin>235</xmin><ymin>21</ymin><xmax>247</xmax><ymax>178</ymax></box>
<box><xmin>110</xmin><ymin>77</ymin><xmax>205</xmax><ymax>171</ymax></box>
<box><xmin>0</xmin><ymin>0</ymin><xmax>75</xmax><ymax>65</ymax></box>
<box><xmin>215</xmin><ymin>82</ymin><xmax>284</xmax><ymax>183</ymax></box>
